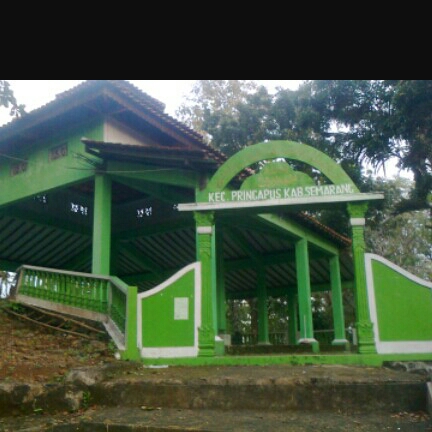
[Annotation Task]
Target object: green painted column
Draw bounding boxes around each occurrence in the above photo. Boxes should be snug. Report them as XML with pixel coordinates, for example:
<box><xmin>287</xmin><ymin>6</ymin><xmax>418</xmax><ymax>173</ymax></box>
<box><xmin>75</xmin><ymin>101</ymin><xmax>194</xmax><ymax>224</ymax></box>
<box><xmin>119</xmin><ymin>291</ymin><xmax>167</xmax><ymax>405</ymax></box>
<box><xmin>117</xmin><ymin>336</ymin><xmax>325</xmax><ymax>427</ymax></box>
<box><xmin>194</xmin><ymin>211</ymin><xmax>216</xmax><ymax>357</ymax></box>
<box><xmin>330</xmin><ymin>255</ymin><xmax>348</xmax><ymax>346</ymax></box>
<box><xmin>257</xmin><ymin>265</ymin><xmax>270</xmax><ymax>345</ymax></box>
<box><xmin>92</xmin><ymin>174</ymin><xmax>112</xmax><ymax>275</ymax></box>
<box><xmin>211</xmin><ymin>223</ymin><xmax>218</xmax><ymax>333</ymax></box>
<box><xmin>216</xmin><ymin>228</ymin><xmax>227</xmax><ymax>335</ymax></box>
<box><xmin>295</xmin><ymin>238</ymin><xmax>319</xmax><ymax>352</ymax></box>
<box><xmin>347</xmin><ymin>202</ymin><xmax>376</xmax><ymax>354</ymax></box>
<box><xmin>122</xmin><ymin>285</ymin><xmax>140</xmax><ymax>361</ymax></box>
<box><xmin>287</xmin><ymin>289</ymin><xmax>298</xmax><ymax>345</ymax></box>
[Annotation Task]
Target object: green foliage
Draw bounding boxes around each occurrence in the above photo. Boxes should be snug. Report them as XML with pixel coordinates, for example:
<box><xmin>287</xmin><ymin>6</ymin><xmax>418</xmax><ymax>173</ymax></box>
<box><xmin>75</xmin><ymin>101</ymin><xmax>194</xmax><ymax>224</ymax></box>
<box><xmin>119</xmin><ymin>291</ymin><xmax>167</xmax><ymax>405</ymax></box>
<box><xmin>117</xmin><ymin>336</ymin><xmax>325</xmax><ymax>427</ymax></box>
<box><xmin>365</xmin><ymin>176</ymin><xmax>432</xmax><ymax>280</ymax></box>
<box><xmin>226</xmin><ymin>299</ymin><xmax>253</xmax><ymax>335</ymax></box>
<box><xmin>107</xmin><ymin>340</ymin><xmax>117</xmax><ymax>355</ymax></box>
<box><xmin>0</xmin><ymin>80</ymin><xmax>26</xmax><ymax>118</ymax></box>
<box><xmin>311</xmin><ymin>293</ymin><xmax>333</xmax><ymax>330</ymax></box>
<box><xmin>9</xmin><ymin>302</ymin><xmax>25</xmax><ymax>313</ymax></box>
<box><xmin>297</xmin><ymin>80</ymin><xmax>432</xmax><ymax>213</ymax></box>
<box><xmin>176</xmin><ymin>80</ymin><xmax>257</xmax><ymax>148</ymax></box>
<box><xmin>267</xmin><ymin>296</ymin><xmax>288</xmax><ymax>333</ymax></box>
<box><xmin>79</xmin><ymin>390</ymin><xmax>92</xmax><ymax>410</ymax></box>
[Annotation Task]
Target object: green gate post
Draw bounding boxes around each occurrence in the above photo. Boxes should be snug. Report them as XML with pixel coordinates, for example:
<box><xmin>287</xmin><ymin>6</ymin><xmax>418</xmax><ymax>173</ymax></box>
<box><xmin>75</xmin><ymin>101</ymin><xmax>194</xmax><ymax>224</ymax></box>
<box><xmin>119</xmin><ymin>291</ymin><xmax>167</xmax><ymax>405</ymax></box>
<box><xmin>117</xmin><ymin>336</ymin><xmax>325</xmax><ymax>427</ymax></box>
<box><xmin>348</xmin><ymin>202</ymin><xmax>376</xmax><ymax>354</ymax></box>
<box><xmin>295</xmin><ymin>238</ymin><xmax>319</xmax><ymax>353</ymax></box>
<box><xmin>257</xmin><ymin>264</ymin><xmax>270</xmax><ymax>345</ymax></box>
<box><xmin>195</xmin><ymin>211</ymin><xmax>216</xmax><ymax>356</ymax></box>
<box><xmin>330</xmin><ymin>255</ymin><xmax>348</xmax><ymax>346</ymax></box>
<box><xmin>287</xmin><ymin>289</ymin><xmax>298</xmax><ymax>345</ymax></box>
<box><xmin>122</xmin><ymin>284</ymin><xmax>140</xmax><ymax>360</ymax></box>
<box><xmin>92</xmin><ymin>173</ymin><xmax>112</xmax><ymax>275</ymax></box>
<box><xmin>216</xmin><ymin>228</ymin><xmax>227</xmax><ymax>347</ymax></box>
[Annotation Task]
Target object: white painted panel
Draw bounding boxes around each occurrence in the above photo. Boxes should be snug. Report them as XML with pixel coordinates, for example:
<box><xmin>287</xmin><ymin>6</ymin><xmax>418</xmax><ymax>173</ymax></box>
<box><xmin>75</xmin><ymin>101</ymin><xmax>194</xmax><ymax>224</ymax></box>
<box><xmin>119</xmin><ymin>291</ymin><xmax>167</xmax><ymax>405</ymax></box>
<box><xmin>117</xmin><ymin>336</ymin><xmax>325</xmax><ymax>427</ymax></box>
<box><xmin>104</xmin><ymin>120</ymin><xmax>154</xmax><ymax>146</ymax></box>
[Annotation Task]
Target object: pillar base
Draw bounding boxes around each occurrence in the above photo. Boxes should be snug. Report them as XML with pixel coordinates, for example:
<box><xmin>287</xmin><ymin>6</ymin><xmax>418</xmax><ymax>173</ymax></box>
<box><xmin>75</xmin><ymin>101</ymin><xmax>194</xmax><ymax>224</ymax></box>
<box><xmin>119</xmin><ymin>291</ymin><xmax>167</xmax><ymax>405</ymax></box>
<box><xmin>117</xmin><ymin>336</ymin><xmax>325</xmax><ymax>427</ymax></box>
<box><xmin>214</xmin><ymin>336</ymin><xmax>225</xmax><ymax>356</ymax></box>
<box><xmin>120</xmin><ymin>347</ymin><xmax>141</xmax><ymax>361</ymax></box>
<box><xmin>357</xmin><ymin>343</ymin><xmax>377</xmax><ymax>354</ymax></box>
<box><xmin>257</xmin><ymin>341</ymin><xmax>272</xmax><ymax>346</ymax></box>
<box><xmin>356</xmin><ymin>321</ymin><xmax>376</xmax><ymax>354</ymax></box>
<box><xmin>198</xmin><ymin>347</ymin><xmax>215</xmax><ymax>357</ymax></box>
<box><xmin>298</xmin><ymin>338</ymin><xmax>320</xmax><ymax>353</ymax></box>
<box><xmin>331</xmin><ymin>338</ymin><xmax>349</xmax><ymax>346</ymax></box>
<box><xmin>198</xmin><ymin>326</ymin><xmax>216</xmax><ymax>357</ymax></box>
<box><xmin>219</xmin><ymin>333</ymin><xmax>232</xmax><ymax>346</ymax></box>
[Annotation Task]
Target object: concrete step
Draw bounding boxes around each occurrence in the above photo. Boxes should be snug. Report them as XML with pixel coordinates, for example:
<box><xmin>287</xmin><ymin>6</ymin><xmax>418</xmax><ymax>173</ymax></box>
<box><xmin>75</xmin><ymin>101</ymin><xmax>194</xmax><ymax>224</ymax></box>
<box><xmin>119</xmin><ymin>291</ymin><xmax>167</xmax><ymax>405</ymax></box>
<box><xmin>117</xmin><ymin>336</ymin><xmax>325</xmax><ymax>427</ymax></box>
<box><xmin>83</xmin><ymin>364</ymin><xmax>428</xmax><ymax>415</ymax></box>
<box><xmin>0</xmin><ymin>364</ymin><xmax>430</xmax><ymax>431</ymax></box>
<box><xmin>2</xmin><ymin>407</ymin><xmax>430</xmax><ymax>431</ymax></box>
<box><xmin>0</xmin><ymin>364</ymin><xmax>429</xmax><ymax>417</ymax></box>
<box><xmin>88</xmin><ymin>376</ymin><xmax>426</xmax><ymax>414</ymax></box>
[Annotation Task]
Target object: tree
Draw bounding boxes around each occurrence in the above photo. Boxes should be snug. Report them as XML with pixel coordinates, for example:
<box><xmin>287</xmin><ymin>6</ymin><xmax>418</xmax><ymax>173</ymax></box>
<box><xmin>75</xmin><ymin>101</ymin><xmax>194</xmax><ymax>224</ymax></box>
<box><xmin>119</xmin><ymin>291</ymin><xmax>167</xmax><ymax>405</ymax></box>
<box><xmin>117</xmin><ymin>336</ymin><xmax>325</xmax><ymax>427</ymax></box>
<box><xmin>365</xmin><ymin>176</ymin><xmax>432</xmax><ymax>279</ymax></box>
<box><xmin>0</xmin><ymin>80</ymin><xmax>25</xmax><ymax>118</ymax></box>
<box><xmin>390</xmin><ymin>80</ymin><xmax>432</xmax><ymax>212</ymax></box>
<box><xmin>297</xmin><ymin>80</ymin><xmax>432</xmax><ymax>214</ymax></box>
<box><xmin>176</xmin><ymin>80</ymin><xmax>257</xmax><ymax>149</ymax></box>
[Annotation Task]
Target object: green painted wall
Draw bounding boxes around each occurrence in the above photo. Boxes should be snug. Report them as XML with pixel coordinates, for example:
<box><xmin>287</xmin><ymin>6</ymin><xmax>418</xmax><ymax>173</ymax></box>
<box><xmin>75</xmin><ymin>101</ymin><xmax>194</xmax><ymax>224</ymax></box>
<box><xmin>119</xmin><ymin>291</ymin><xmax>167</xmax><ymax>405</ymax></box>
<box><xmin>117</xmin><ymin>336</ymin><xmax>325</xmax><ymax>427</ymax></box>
<box><xmin>141</xmin><ymin>269</ymin><xmax>195</xmax><ymax>347</ymax></box>
<box><xmin>0</xmin><ymin>121</ymin><xmax>103</xmax><ymax>208</ymax></box>
<box><xmin>372</xmin><ymin>260</ymin><xmax>432</xmax><ymax>341</ymax></box>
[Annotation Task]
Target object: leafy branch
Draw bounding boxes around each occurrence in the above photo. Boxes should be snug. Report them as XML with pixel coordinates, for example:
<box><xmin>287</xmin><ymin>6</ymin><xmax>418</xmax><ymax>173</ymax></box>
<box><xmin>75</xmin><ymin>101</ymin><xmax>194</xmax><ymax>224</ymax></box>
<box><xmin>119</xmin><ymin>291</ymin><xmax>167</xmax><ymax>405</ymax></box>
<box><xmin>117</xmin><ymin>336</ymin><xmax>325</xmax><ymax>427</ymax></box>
<box><xmin>0</xmin><ymin>80</ymin><xmax>26</xmax><ymax>118</ymax></box>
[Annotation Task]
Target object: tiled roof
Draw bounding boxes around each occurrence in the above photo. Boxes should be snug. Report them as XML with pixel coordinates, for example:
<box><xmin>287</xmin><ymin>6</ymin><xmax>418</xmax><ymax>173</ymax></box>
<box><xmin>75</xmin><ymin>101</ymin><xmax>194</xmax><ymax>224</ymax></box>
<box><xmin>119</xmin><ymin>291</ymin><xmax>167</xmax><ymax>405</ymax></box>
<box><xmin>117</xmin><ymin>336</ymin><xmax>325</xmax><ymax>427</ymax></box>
<box><xmin>54</xmin><ymin>80</ymin><xmax>167</xmax><ymax>112</ymax></box>
<box><xmin>82</xmin><ymin>138</ymin><xmax>220</xmax><ymax>169</ymax></box>
<box><xmin>0</xmin><ymin>80</ymin><xmax>227</xmax><ymax>166</ymax></box>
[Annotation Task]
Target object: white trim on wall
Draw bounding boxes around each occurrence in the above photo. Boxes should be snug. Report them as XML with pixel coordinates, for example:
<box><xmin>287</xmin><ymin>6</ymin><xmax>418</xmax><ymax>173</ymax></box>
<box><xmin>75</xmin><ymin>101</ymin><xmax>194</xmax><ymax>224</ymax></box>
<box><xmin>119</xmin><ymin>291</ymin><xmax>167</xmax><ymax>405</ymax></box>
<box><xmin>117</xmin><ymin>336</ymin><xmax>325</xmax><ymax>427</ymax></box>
<box><xmin>350</xmin><ymin>217</ymin><xmax>366</xmax><ymax>226</ymax></box>
<box><xmin>365</xmin><ymin>253</ymin><xmax>432</xmax><ymax>354</ymax></box>
<box><xmin>178</xmin><ymin>193</ymin><xmax>383</xmax><ymax>212</ymax></box>
<box><xmin>140</xmin><ymin>346</ymin><xmax>198</xmax><ymax>358</ymax></box>
<box><xmin>137</xmin><ymin>262</ymin><xmax>202</xmax><ymax>358</ymax></box>
<box><xmin>197</xmin><ymin>226</ymin><xmax>213</xmax><ymax>235</ymax></box>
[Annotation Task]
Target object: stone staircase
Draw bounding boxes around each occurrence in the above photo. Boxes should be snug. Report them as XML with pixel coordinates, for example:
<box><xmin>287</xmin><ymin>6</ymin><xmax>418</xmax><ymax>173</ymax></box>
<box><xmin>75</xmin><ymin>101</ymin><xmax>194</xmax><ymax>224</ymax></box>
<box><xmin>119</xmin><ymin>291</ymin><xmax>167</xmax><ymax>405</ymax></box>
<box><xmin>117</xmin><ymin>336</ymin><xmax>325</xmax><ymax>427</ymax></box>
<box><xmin>1</xmin><ymin>363</ymin><xmax>431</xmax><ymax>431</ymax></box>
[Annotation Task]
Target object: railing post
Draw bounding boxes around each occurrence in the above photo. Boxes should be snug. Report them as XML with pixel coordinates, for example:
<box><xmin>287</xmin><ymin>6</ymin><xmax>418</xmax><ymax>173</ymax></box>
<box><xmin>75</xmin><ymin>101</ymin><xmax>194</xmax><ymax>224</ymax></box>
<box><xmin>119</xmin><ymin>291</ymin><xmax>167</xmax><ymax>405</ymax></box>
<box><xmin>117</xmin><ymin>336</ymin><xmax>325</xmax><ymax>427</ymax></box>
<box><xmin>122</xmin><ymin>285</ymin><xmax>140</xmax><ymax>361</ymax></box>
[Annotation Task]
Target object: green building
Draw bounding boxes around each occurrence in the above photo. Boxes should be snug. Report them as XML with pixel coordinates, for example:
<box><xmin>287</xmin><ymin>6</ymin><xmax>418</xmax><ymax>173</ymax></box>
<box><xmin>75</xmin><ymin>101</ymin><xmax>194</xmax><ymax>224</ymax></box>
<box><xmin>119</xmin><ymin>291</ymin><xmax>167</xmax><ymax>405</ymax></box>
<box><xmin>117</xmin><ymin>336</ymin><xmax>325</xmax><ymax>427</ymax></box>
<box><xmin>1</xmin><ymin>80</ymin><xmax>431</xmax><ymax>365</ymax></box>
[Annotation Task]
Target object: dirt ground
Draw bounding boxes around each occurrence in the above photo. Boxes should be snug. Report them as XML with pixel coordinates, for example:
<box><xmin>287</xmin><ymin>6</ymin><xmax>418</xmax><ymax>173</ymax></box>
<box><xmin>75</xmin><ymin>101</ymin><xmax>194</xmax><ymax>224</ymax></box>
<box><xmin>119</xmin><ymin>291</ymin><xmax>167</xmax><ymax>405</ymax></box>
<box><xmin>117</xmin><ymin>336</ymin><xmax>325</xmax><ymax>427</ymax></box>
<box><xmin>0</xmin><ymin>301</ymin><xmax>116</xmax><ymax>383</ymax></box>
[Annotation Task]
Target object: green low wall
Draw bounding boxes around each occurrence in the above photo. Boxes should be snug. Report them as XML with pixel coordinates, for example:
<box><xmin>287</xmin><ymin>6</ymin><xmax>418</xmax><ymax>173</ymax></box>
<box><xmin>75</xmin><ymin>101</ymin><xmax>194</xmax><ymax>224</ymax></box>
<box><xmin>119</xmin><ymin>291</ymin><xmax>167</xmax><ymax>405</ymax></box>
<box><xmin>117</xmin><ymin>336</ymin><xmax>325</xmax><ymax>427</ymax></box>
<box><xmin>365</xmin><ymin>253</ymin><xmax>432</xmax><ymax>354</ymax></box>
<box><xmin>137</xmin><ymin>262</ymin><xmax>201</xmax><ymax>358</ymax></box>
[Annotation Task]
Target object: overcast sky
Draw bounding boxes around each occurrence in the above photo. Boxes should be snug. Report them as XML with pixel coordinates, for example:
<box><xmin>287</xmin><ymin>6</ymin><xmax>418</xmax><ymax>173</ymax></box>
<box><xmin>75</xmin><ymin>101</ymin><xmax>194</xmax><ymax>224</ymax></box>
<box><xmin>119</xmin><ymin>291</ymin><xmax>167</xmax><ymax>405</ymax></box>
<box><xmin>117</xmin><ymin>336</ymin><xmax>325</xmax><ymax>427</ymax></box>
<box><xmin>0</xmin><ymin>80</ymin><xmax>303</xmax><ymax>127</ymax></box>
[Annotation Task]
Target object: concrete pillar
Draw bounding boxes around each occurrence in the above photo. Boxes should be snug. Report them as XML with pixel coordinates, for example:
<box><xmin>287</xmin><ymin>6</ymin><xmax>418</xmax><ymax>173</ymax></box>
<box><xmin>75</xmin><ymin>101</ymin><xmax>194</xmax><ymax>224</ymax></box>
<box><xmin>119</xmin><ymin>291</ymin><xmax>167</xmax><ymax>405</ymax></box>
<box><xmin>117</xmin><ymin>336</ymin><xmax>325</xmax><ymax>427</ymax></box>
<box><xmin>287</xmin><ymin>289</ymin><xmax>298</xmax><ymax>345</ymax></box>
<box><xmin>295</xmin><ymin>238</ymin><xmax>319</xmax><ymax>352</ymax></box>
<box><xmin>330</xmin><ymin>255</ymin><xmax>348</xmax><ymax>346</ymax></box>
<box><xmin>92</xmin><ymin>174</ymin><xmax>112</xmax><ymax>275</ymax></box>
<box><xmin>216</xmin><ymin>228</ymin><xmax>229</xmax><ymax>346</ymax></box>
<box><xmin>257</xmin><ymin>265</ymin><xmax>270</xmax><ymax>345</ymax></box>
<box><xmin>194</xmin><ymin>211</ymin><xmax>217</xmax><ymax>356</ymax></box>
<box><xmin>348</xmin><ymin>202</ymin><xmax>376</xmax><ymax>354</ymax></box>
